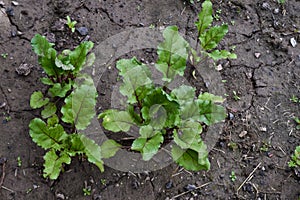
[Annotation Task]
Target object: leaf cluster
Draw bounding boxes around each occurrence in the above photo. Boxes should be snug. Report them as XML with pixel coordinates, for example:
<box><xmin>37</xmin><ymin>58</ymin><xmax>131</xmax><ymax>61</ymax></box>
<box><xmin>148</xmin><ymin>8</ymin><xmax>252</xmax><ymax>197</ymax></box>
<box><xmin>288</xmin><ymin>146</ymin><xmax>300</xmax><ymax>168</ymax></box>
<box><xmin>29</xmin><ymin>35</ymin><xmax>118</xmax><ymax>179</ymax></box>
<box><xmin>99</xmin><ymin>24</ymin><xmax>227</xmax><ymax>171</ymax></box>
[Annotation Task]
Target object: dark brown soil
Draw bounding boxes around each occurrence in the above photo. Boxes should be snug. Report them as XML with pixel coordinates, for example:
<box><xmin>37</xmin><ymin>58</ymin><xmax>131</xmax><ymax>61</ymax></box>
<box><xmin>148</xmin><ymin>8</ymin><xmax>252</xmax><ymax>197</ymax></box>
<box><xmin>0</xmin><ymin>0</ymin><xmax>299</xmax><ymax>199</ymax></box>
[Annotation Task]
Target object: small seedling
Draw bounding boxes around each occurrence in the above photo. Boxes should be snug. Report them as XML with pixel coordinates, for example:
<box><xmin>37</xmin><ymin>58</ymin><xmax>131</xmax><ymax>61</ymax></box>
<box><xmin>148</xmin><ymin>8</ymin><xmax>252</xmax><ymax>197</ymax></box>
<box><xmin>17</xmin><ymin>156</ymin><xmax>22</xmax><ymax>167</ymax></box>
<box><xmin>83</xmin><ymin>187</ymin><xmax>91</xmax><ymax>196</ymax></box>
<box><xmin>5</xmin><ymin>116</ymin><xmax>11</xmax><ymax>122</ymax></box>
<box><xmin>288</xmin><ymin>146</ymin><xmax>300</xmax><ymax>168</ymax></box>
<box><xmin>232</xmin><ymin>91</ymin><xmax>240</xmax><ymax>101</ymax></box>
<box><xmin>294</xmin><ymin>117</ymin><xmax>300</xmax><ymax>130</ymax></box>
<box><xmin>230</xmin><ymin>20</ymin><xmax>235</xmax><ymax>26</ymax></box>
<box><xmin>100</xmin><ymin>178</ymin><xmax>106</xmax><ymax>185</ymax></box>
<box><xmin>228</xmin><ymin>141</ymin><xmax>238</xmax><ymax>151</ymax></box>
<box><xmin>230</xmin><ymin>171</ymin><xmax>236</xmax><ymax>182</ymax></box>
<box><xmin>214</xmin><ymin>9</ymin><xmax>222</xmax><ymax>21</ymax></box>
<box><xmin>149</xmin><ymin>24</ymin><xmax>155</xmax><ymax>29</ymax></box>
<box><xmin>277</xmin><ymin>0</ymin><xmax>285</xmax><ymax>4</ymax></box>
<box><xmin>1</xmin><ymin>53</ymin><xmax>8</xmax><ymax>59</ymax></box>
<box><xmin>66</xmin><ymin>16</ymin><xmax>77</xmax><ymax>33</ymax></box>
<box><xmin>290</xmin><ymin>95</ymin><xmax>299</xmax><ymax>103</ymax></box>
<box><xmin>260</xmin><ymin>142</ymin><xmax>270</xmax><ymax>152</ymax></box>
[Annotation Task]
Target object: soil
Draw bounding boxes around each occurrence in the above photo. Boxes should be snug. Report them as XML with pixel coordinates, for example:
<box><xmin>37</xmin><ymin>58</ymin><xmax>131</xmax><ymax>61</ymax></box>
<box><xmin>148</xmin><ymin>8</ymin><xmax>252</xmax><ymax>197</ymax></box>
<box><xmin>0</xmin><ymin>0</ymin><xmax>299</xmax><ymax>200</ymax></box>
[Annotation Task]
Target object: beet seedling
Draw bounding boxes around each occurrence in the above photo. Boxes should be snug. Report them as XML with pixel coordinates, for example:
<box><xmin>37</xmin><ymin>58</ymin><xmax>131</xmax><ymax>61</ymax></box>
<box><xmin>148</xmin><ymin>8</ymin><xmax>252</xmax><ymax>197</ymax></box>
<box><xmin>288</xmin><ymin>146</ymin><xmax>300</xmax><ymax>168</ymax></box>
<box><xmin>99</xmin><ymin>0</ymin><xmax>235</xmax><ymax>171</ymax></box>
<box><xmin>66</xmin><ymin>16</ymin><xmax>77</xmax><ymax>33</ymax></box>
<box><xmin>29</xmin><ymin>34</ymin><xmax>113</xmax><ymax>180</ymax></box>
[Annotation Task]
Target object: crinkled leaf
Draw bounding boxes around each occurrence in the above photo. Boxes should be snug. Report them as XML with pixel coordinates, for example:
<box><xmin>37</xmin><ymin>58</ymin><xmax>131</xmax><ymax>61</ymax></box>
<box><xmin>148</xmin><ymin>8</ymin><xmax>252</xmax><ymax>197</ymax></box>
<box><xmin>41</xmin><ymin>102</ymin><xmax>57</xmax><ymax>119</ymax></box>
<box><xmin>200</xmin><ymin>24</ymin><xmax>228</xmax><ymax>50</ymax></box>
<box><xmin>195</xmin><ymin>0</ymin><xmax>213</xmax><ymax>35</ymax></box>
<box><xmin>148</xmin><ymin>104</ymin><xmax>167</xmax><ymax>129</ymax></box>
<box><xmin>156</xmin><ymin>26</ymin><xmax>189</xmax><ymax>82</ymax></box>
<box><xmin>61</xmin><ymin>77</ymin><xmax>97</xmax><ymax>130</ymax></box>
<box><xmin>69</xmin><ymin>41</ymin><xmax>94</xmax><ymax>72</ymax></box>
<box><xmin>207</xmin><ymin>49</ymin><xmax>237</xmax><ymax>61</ymax></box>
<box><xmin>55</xmin><ymin>57</ymin><xmax>75</xmax><ymax>70</ymax></box>
<box><xmin>29</xmin><ymin>118</ymin><xmax>68</xmax><ymax>150</ymax></box>
<box><xmin>132</xmin><ymin>133</ymin><xmax>164</xmax><ymax>161</ymax></box>
<box><xmin>198</xmin><ymin>92</ymin><xmax>224</xmax><ymax>103</ymax></box>
<box><xmin>171</xmin><ymin>144</ymin><xmax>210</xmax><ymax>171</ymax></box>
<box><xmin>197</xmin><ymin>100</ymin><xmax>226</xmax><ymax>125</ymax></box>
<box><xmin>139</xmin><ymin>125</ymin><xmax>157</xmax><ymax>138</ymax></box>
<box><xmin>31</xmin><ymin>34</ymin><xmax>54</xmax><ymax>57</ymax></box>
<box><xmin>180</xmin><ymin>101</ymin><xmax>201</xmax><ymax>120</ymax></box>
<box><xmin>98</xmin><ymin>110</ymin><xmax>133</xmax><ymax>132</ymax></box>
<box><xmin>47</xmin><ymin>114</ymin><xmax>59</xmax><ymax>127</ymax></box>
<box><xmin>30</xmin><ymin>91</ymin><xmax>49</xmax><ymax>109</ymax></box>
<box><xmin>63</xmin><ymin>134</ymin><xmax>85</xmax><ymax>156</ymax></box>
<box><xmin>31</xmin><ymin>34</ymin><xmax>62</xmax><ymax>76</ymax></box>
<box><xmin>49</xmin><ymin>82</ymin><xmax>72</xmax><ymax>98</ymax></box>
<box><xmin>43</xmin><ymin>150</ymin><xmax>71</xmax><ymax>180</ymax></box>
<box><xmin>171</xmin><ymin>85</ymin><xmax>196</xmax><ymax>105</ymax></box>
<box><xmin>117</xmin><ymin>58</ymin><xmax>152</xmax><ymax>104</ymax></box>
<box><xmin>101</xmin><ymin>139</ymin><xmax>121</xmax><ymax>159</ymax></box>
<box><xmin>80</xmin><ymin>135</ymin><xmax>104</xmax><ymax>172</ymax></box>
<box><xmin>141</xmin><ymin>88</ymin><xmax>180</xmax><ymax>128</ymax></box>
<box><xmin>40</xmin><ymin>77</ymin><xmax>54</xmax><ymax>85</ymax></box>
<box><xmin>173</xmin><ymin>120</ymin><xmax>202</xmax><ymax>149</ymax></box>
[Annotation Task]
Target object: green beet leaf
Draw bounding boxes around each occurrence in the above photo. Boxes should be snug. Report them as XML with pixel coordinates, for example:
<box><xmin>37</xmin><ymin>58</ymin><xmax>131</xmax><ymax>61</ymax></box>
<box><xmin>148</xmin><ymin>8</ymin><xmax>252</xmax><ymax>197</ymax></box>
<box><xmin>40</xmin><ymin>77</ymin><xmax>54</xmax><ymax>85</ymax></box>
<box><xmin>31</xmin><ymin>34</ymin><xmax>62</xmax><ymax>77</ymax></box>
<box><xmin>156</xmin><ymin>26</ymin><xmax>189</xmax><ymax>82</ymax></box>
<box><xmin>41</xmin><ymin>102</ymin><xmax>57</xmax><ymax>119</ymax></box>
<box><xmin>80</xmin><ymin>135</ymin><xmax>104</xmax><ymax>172</ymax></box>
<box><xmin>141</xmin><ymin>88</ymin><xmax>180</xmax><ymax>128</ymax></box>
<box><xmin>47</xmin><ymin>114</ymin><xmax>59</xmax><ymax>127</ymax></box>
<box><xmin>63</xmin><ymin>134</ymin><xmax>86</xmax><ymax>156</ymax></box>
<box><xmin>98</xmin><ymin>110</ymin><xmax>134</xmax><ymax>132</ymax></box>
<box><xmin>61</xmin><ymin>77</ymin><xmax>97</xmax><ymax>130</ymax></box>
<box><xmin>49</xmin><ymin>82</ymin><xmax>72</xmax><ymax>98</ymax></box>
<box><xmin>101</xmin><ymin>139</ymin><xmax>121</xmax><ymax>159</ymax></box>
<box><xmin>198</xmin><ymin>92</ymin><xmax>224</xmax><ymax>103</ymax></box>
<box><xmin>117</xmin><ymin>58</ymin><xmax>152</xmax><ymax>104</ymax></box>
<box><xmin>171</xmin><ymin>144</ymin><xmax>210</xmax><ymax>171</ymax></box>
<box><xmin>207</xmin><ymin>49</ymin><xmax>237</xmax><ymax>61</ymax></box>
<box><xmin>195</xmin><ymin>0</ymin><xmax>213</xmax><ymax>35</ymax></box>
<box><xmin>197</xmin><ymin>100</ymin><xmax>226</xmax><ymax>125</ymax></box>
<box><xmin>171</xmin><ymin>85</ymin><xmax>196</xmax><ymax>105</ymax></box>
<box><xmin>31</xmin><ymin>34</ymin><xmax>54</xmax><ymax>57</ymax></box>
<box><xmin>30</xmin><ymin>91</ymin><xmax>49</xmax><ymax>109</ymax></box>
<box><xmin>199</xmin><ymin>24</ymin><xmax>228</xmax><ymax>50</ymax></box>
<box><xmin>180</xmin><ymin>101</ymin><xmax>201</xmax><ymax>121</ymax></box>
<box><xmin>69</xmin><ymin>41</ymin><xmax>94</xmax><ymax>73</ymax></box>
<box><xmin>29</xmin><ymin>118</ymin><xmax>68</xmax><ymax>150</ymax></box>
<box><xmin>55</xmin><ymin>57</ymin><xmax>75</xmax><ymax>71</ymax></box>
<box><xmin>43</xmin><ymin>150</ymin><xmax>71</xmax><ymax>180</ymax></box>
<box><xmin>173</xmin><ymin>120</ymin><xmax>202</xmax><ymax>149</ymax></box>
<box><xmin>132</xmin><ymin>133</ymin><xmax>164</xmax><ymax>161</ymax></box>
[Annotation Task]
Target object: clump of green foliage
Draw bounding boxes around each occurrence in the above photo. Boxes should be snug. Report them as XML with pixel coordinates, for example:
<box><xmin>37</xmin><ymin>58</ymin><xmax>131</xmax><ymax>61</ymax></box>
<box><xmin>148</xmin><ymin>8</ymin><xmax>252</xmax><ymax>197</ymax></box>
<box><xmin>29</xmin><ymin>34</ymin><xmax>117</xmax><ymax>180</ymax></box>
<box><xmin>99</xmin><ymin>0</ymin><xmax>235</xmax><ymax>171</ymax></box>
<box><xmin>288</xmin><ymin>146</ymin><xmax>300</xmax><ymax>168</ymax></box>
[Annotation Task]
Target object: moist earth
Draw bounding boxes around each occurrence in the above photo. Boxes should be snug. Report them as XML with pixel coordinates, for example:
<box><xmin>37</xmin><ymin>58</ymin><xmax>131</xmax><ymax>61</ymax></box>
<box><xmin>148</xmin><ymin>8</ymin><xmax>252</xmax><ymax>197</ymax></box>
<box><xmin>0</xmin><ymin>0</ymin><xmax>299</xmax><ymax>199</ymax></box>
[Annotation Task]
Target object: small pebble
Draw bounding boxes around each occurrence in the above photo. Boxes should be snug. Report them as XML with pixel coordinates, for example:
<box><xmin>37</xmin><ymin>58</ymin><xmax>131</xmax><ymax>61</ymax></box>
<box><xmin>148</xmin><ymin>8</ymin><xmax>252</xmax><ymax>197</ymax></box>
<box><xmin>239</xmin><ymin>131</ymin><xmax>248</xmax><ymax>138</ymax></box>
<box><xmin>216</xmin><ymin>64</ymin><xmax>223</xmax><ymax>71</ymax></box>
<box><xmin>7</xmin><ymin>88</ymin><xmax>11</xmax><ymax>93</ymax></box>
<box><xmin>5</xmin><ymin>7</ymin><xmax>14</xmax><ymax>16</ymax></box>
<box><xmin>77</xmin><ymin>26</ymin><xmax>89</xmax><ymax>36</ymax></box>
<box><xmin>0</xmin><ymin>102</ymin><xmax>6</xmax><ymax>109</ymax></box>
<box><xmin>56</xmin><ymin>193</ymin><xmax>65</xmax><ymax>200</ymax></box>
<box><xmin>290</xmin><ymin>37</ymin><xmax>297</xmax><ymax>47</ymax></box>
<box><xmin>254</xmin><ymin>52</ymin><xmax>261</xmax><ymax>58</ymax></box>
<box><xmin>228</xmin><ymin>113</ymin><xmax>234</xmax><ymax>120</ymax></box>
<box><xmin>259</xmin><ymin>127</ymin><xmax>267</xmax><ymax>132</ymax></box>
<box><xmin>165</xmin><ymin>180</ymin><xmax>173</xmax><ymax>189</ymax></box>
<box><xmin>0</xmin><ymin>1</ymin><xmax>5</xmax><ymax>7</ymax></box>
<box><xmin>11</xmin><ymin>1</ymin><xmax>19</xmax><ymax>6</ymax></box>
<box><xmin>274</xmin><ymin>8</ymin><xmax>279</xmax><ymax>14</ymax></box>
<box><xmin>185</xmin><ymin>184</ymin><xmax>196</xmax><ymax>191</ymax></box>
<box><xmin>262</xmin><ymin>2</ymin><xmax>270</xmax><ymax>10</ymax></box>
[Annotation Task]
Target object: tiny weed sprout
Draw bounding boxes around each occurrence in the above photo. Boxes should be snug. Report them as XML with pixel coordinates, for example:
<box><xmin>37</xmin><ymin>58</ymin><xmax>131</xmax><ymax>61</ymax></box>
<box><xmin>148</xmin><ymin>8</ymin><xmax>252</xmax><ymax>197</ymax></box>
<box><xmin>288</xmin><ymin>146</ymin><xmax>300</xmax><ymax>168</ymax></box>
<box><xmin>230</xmin><ymin>171</ymin><xmax>236</xmax><ymax>182</ymax></box>
<box><xmin>83</xmin><ymin>187</ymin><xmax>91</xmax><ymax>196</ymax></box>
<box><xmin>1</xmin><ymin>53</ymin><xmax>8</xmax><ymax>59</ymax></box>
<box><xmin>232</xmin><ymin>91</ymin><xmax>240</xmax><ymax>101</ymax></box>
<box><xmin>99</xmin><ymin>0</ymin><xmax>235</xmax><ymax>172</ymax></box>
<box><xmin>17</xmin><ymin>156</ymin><xmax>22</xmax><ymax>167</ymax></box>
<box><xmin>66</xmin><ymin>16</ymin><xmax>77</xmax><ymax>33</ymax></box>
<box><xmin>29</xmin><ymin>34</ymin><xmax>106</xmax><ymax>180</ymax></box>
<box><xmin>290</xmin><ymin>95</ymin><xmax>299</xmax><ymax>103</ymax></box>
<box><xmin>294</xmin><ymin>117</ymin><xmax>300</xmax><ymax>130</ymax></box>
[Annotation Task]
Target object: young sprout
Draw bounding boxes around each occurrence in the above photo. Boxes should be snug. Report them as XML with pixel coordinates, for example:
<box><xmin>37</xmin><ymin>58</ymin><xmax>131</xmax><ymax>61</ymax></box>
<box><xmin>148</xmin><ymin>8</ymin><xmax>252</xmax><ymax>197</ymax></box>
<box><xmin>66</xmin><ymin>16</ymin><xmax>77</xmax><ymax>33</ymax></box>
